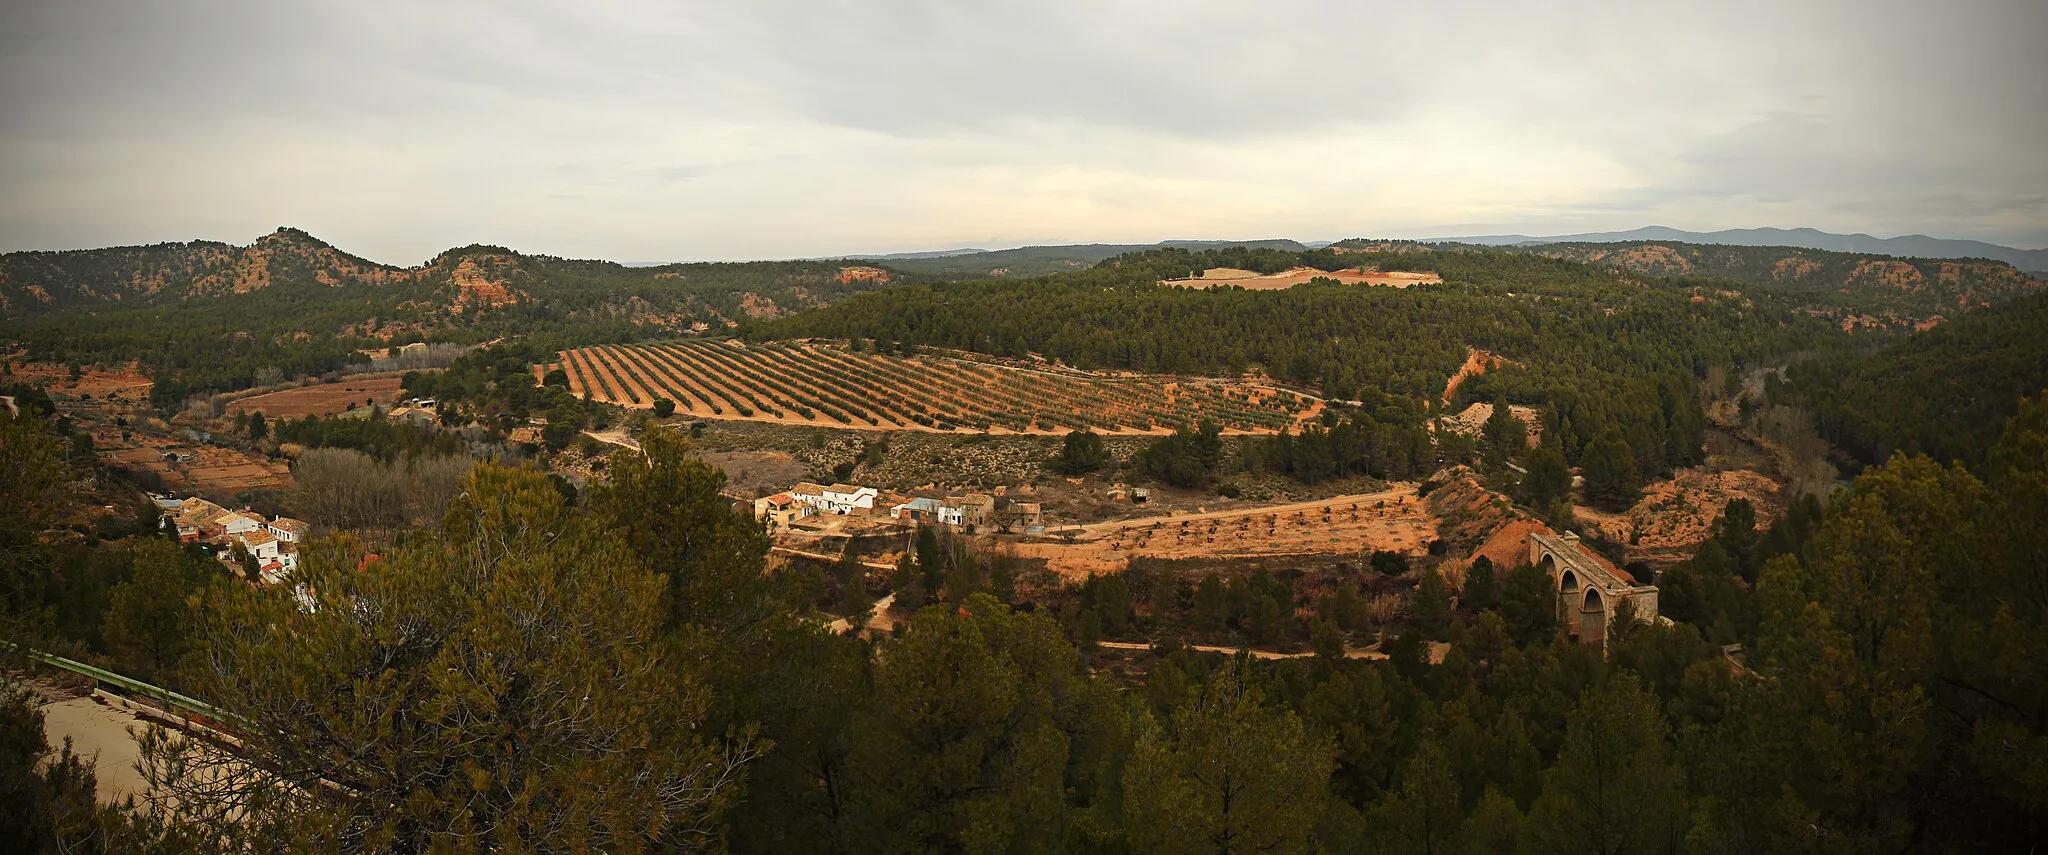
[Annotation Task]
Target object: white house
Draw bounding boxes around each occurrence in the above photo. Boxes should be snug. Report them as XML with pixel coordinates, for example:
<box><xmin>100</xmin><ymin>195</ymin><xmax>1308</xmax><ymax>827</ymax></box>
<box><xmin>235</xmin><ymin>530</ymin><xmax>282</xmax><ymax>564</ymax></box>
<box><xmin>819</xmin><ymin>484</ymin><xmax>879</xmax><ymax>515</ymax></box>
<box><xmin>266</xmin><ymin>516</ymin><xmax>309</xmax><ymax>543</ymax></box>
<box><xmin>217</xmin><ymin>511</ymin><xmax>265</xmax><ymax>538</ymax></box>
<box><xmin>789</xmin><ymin>482</ymin><xmax>828</xmax><ymax>513</ymax></box>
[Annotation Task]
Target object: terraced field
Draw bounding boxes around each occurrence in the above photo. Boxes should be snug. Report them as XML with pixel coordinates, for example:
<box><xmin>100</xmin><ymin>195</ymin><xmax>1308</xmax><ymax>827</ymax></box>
<box><xmin>544</xmin><ymin>340</ymin><xmax>1321</xmax><ymax>434</ymax></box>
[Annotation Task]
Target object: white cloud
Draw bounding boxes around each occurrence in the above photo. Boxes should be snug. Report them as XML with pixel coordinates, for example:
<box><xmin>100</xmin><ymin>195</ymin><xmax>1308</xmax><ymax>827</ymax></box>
<box><xmin>1</xmin><ymin>0</ymin><xmax>2041</xmax><ymax>260</ymax></box>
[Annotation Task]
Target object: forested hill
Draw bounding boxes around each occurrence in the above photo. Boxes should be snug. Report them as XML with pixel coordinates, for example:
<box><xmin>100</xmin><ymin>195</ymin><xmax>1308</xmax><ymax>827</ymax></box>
<box><xmin>0</xmin><ymin>228</ymin><xmax>403</xmax><ymax>314</ymax></box>
<box><xmin>1418</xmin><ymin>239</ymin><xmax>2046</xmax><ymax>318</ymax></box>
<box><xmin>0</xmin><ymin>228</ymin><xmax>907</xmax><ymax>408</ymax></box>
<box><xmin>1782</xmin><ymin>290</ymin><xmax>2048</xmax><ymax>468</ymax></box>
<box><xmin>756</xmin><ymin>244</ymin><xmax>1848</xmax><ymax>399</ymax></box>
<box><xmin>0</xmin><ymin>227</ymin><xmax>903</xmax><ymax>324</ymax></box>
<box><xmin>862</xmin><ymin>238</ymin><xmax>1310</xmax><ymax>280</ymax></box>
<box><xmin>753</xmin><ymin>245</ymin><xmax>1855</xmax><ymax>477</ymax></box>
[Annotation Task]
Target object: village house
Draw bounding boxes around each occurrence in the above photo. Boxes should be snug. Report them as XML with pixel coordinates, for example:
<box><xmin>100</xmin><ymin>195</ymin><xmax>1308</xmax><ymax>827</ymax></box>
<box><xmin>786</xmin><ymin>482</ymin><xmax>880</xmax><ymax>516</ymax></box>
<box><xmin>789</xmin><ymin>482</ymin><xmax>827</xmax><ymax>513</ymax></box>
<box><xmin>890</xmin><ymin>496</ymin><xmax>947</xmax><ymax>523</ymax></box>
<box><xmin>209</xmin><ymin>510</ymin><xmax>266</xmax><ymax>541</ymax></box>
<box><xmin>1006</xmin><ymin>502</ymin><xmax>1043</xmax><ymax>531</ymax></box>
<box><xmin>819</xmin><ymin>483</ymin><xmax>880</xmax><ymax>515</ymax></box>
<box><xmin>754</xmin><ymin>492</ymin><xmax>814</xmax><ymax>529</ymax></box>
<box><xmin>947</xmin><ymin>493</ymin><xmax>997</xmax><ymax>530</ymax></box>
<box><xmin>236</xmin><ymin>530</ymin><xmax>282</xmax><ymax>565</ymax></box>
<box><xmin>887</xmin><ymin>492</ymin><xmax>1025</xmax><ymax>531</ymax></box>
<box><xmin>172</xmin><ymin>498</ymin><xmax>232</xmax><ymax>543</ymax></box>
<box><xmin>266</xmin><ymin>516</ymin><xmax>309</xmax><ymax>543</ymax></box>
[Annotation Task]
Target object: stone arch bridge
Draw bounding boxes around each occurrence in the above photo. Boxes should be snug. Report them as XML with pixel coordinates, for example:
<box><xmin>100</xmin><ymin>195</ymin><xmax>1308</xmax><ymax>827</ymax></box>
<box><xmin>1528</xmin><ymin>532</ymin><xmax>1658</xmax><ymax>648</ymax></box>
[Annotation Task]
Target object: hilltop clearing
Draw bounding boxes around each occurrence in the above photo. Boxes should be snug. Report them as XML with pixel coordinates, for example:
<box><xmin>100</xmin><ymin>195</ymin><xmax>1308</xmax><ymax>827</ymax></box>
<box><xmin>1162</xmin><ymin>266</ymin><xmax>1442</xmax><ymax>289</ymax></box>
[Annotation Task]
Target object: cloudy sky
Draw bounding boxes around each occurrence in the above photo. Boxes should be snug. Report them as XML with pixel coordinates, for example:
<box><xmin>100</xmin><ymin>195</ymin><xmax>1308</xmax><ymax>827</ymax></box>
<box><xmin>2</xmin><ymin>0</ymin><xmax>2043</xmax><ymax>263</ymax></box>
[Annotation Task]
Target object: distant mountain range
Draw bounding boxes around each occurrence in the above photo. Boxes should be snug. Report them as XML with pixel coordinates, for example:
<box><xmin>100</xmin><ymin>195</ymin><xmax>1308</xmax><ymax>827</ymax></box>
<box><xmin>1427</xmin><ymin>226</ymin><xmax>2048</xmax><ymax>273</ymax></box>
<box><xmin>845</xmin><ymin>228</ymin><xmax>2048</xmax><ymax>279</ymax></box>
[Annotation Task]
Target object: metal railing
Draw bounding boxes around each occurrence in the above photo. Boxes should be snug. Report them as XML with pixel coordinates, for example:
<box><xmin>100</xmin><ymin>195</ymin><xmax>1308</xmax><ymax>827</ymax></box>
<box><xmin>4</xmin><ymin>641</ymin><xmax>243</xmax><ymax>730</ymax></box>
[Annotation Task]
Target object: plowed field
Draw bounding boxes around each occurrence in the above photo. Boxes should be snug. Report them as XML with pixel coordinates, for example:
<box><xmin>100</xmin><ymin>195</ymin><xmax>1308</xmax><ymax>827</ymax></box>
<box><xmin>226</xmin><ymin>376</ymin><xmax>404</xmax><ymax>418</ymax></box>
<box><xmin>546</xmin><ymin>340</ymin><xmax>1322</xmax><ymax>434</ymax></box>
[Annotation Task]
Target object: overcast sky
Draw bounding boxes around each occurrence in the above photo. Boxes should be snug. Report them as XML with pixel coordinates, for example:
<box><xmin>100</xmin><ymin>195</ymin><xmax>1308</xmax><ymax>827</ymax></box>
<box><xmin>2</xmin><ymin>0</ymin><xmax>2043</xmax><ymax>263</ymax></box>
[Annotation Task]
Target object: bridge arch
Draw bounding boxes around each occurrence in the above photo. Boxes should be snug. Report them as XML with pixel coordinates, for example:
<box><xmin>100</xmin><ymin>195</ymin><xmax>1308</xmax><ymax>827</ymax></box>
<box><xmin>1580</xmin><ymin>588</ymin><xmax>1606</xmax><ymax>645</ymax></box>
<box><xmin>1556</xmin><ymin>568</ymin><xmax>1579</xmax><ymax>629</ymax></box>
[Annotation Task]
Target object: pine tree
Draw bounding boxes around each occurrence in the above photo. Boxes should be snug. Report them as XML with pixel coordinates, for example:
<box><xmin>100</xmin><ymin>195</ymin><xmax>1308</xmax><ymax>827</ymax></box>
<box><xmin>1462</xmin><ymin>556</ymin><xmax>1498</xmax><ymax>612</ymax></box>
<box><xmin>1580</xmin><ymin>429</ymin><xmax>1642</xmax><ymax>510</ymax></box>
<box><xmin>1410</xmin><ymin>569</ymin><xmax>1453</xmax><ymax>640</ymax></box>
<box><xmin>1123</xmin><ymin>661</ymin><xmax>1335</xmax><ymax>855</ymax></box>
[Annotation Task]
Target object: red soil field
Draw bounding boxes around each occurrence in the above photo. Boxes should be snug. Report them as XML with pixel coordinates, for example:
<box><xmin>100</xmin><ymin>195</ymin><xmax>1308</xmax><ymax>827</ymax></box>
<box><xmin>226</xmin><ymin>376</ymin><xmax>404</xmax><ymax>418</ymax></box>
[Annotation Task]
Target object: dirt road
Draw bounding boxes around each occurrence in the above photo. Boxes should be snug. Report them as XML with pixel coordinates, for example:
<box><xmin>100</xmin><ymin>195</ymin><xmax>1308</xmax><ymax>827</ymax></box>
<box><xmin>770</xmin><ymin>546</ymin><xmax>898</xmax><ymax>572</ymax></box>
<box><xmin>40</xmin><ymin>695</ymin><xmax>148</xmax><ymax>803</ymax></box>
<box><xmin>1094</xmin><ymin>639</ymin><xmax>1447</xmax><ymax>662</ymax></box>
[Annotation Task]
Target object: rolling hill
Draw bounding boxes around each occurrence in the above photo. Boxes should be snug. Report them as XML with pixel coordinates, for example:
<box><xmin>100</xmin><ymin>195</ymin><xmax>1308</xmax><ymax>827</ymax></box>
<box><xmin>1782</xmin><ymin>290</ymin><xmax>2048</xmax><ymax>467</ymax></box>
<box><xmin>0</xmin><ymin>227</ymin><xmax>903</xmax><ymax>326</ymax></box>
<box><xmin>854</xmin><ymin>239</ymin><xmax>1309</xmax><ymax>279</ymax></box>
<box><xmin>1428</xmin><ymin>225</ymin><xmax>2048</xmax><ymax>273</ymax></box>
<box><xmin>1331</xmin><ymin>238</ymin><xmax>2045</xmax><ymax>320</ymax></box>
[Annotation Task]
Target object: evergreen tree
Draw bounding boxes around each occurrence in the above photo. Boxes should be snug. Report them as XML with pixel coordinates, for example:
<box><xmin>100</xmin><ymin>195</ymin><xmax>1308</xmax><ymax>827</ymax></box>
<box><xmin>1194</xmin><ymin>574</ymin><xmax>1228</xmax><ymax>631</ymax></box>
<box><xmin>142</xmin><ymin>464</ymin><xmax>754</xmax><ymax>851</ymax></box>
<box><xmin>1580</xmin><ymin>429</ymin><xmax>1642</xmax><ymax>510</ymax></box>
<box><xmin>1527</xmin><ymin>676</ymin><xmax>1688</xmax><ymax>853</ymax></box>
<box><xmin>1518</xmin><ymin>445</ymin><xmax>1572</xmax><ymax>518</ymax></box>
<box><xmin>1461</xmin><ymin>556</ymin><xmax>1498</xmax><ymax>612</ymax></box>
<box><xmin>843</xmin><ymin>594</ymin><xmax>1079</xmax><ymax>852</ymax></box>
<box><xmin>1052</xmin><ymin>428</ymin><xmax>1110</xmax><ymax>475</ymax></box>
<box><xmin>1410</xmin><ymin>569</ymin><xmax>1453</xmax><ymax>641</ymax></box>
<box><xmin>1481</xmin><ymin>397</ymin><xmax>1526</xmax><ymax>470</ymax></box>
<box><xmin>1123</xmin><ymin>660</ymin><xmax>1335</xmax><ymax>855</ymax></box>
<box><xmin>1499</xmin><ymin>562</ymin><xmax>1559</xmax><ymax>646</ymax></box>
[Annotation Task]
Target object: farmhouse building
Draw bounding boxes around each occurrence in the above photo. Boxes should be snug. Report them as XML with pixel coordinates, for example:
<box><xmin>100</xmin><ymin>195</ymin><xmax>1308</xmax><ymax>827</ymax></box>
<box><xmin>819</xmin><ymin>484</ymin><xmax>880</xmax><ymax>515</ymax></box>
<box><xmin>789</xmin><ymin>483</ymin><xmax>827</xmax><ymax>513</ymax></box>
<box><xmin>1528</xmin><ymin>531</ymin><xmax>1658</xmax><ymax>649</ymax></box>
<box><xmin>237</xmin><ymin>530</ymin><xmax>282</xmax><ymax>564</ymax></box>
<box><xmin>754</xmin><ymin>493</ymin><xmax>814</xmax><ymax>529</ymax></box>
<box><xmin>891</xmin><ymin>497</ymin><xmax>947</xmax><ymax>523</ymax></box>
<box><xmin>266</xmin><ymin>516</ymin><xmax>309</xmax><ymax>542</ymax></box>
<box><xmin>948</xmin><ymin>494</ymin><xmax>997</xmax><ymax>530</ymax></box>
